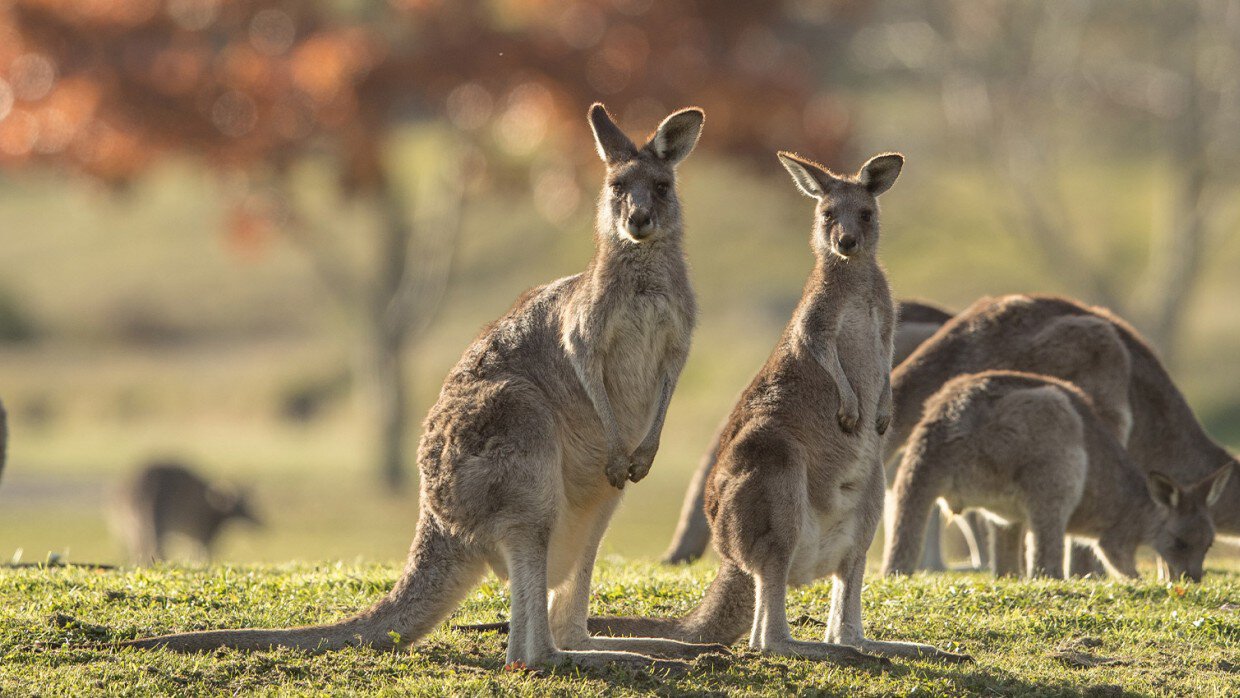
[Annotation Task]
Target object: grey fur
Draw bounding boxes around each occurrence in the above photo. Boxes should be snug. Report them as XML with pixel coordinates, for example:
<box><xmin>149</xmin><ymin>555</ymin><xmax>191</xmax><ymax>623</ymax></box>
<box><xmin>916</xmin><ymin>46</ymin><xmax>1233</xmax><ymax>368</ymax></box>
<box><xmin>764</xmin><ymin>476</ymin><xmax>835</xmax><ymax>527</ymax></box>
<box><xmin>886</xmin><ymin>294</ymin><xmax>1240</xmax><ymax>570</ymax></box>
<box><xmin>110</xmin><ymin>460</ymin><xmax>260</xmax><ymax>565</ymax></box>
<box><xmin>119</xmin><ymin>104</ymin><xmax>722</xmax><ymax>671</ymax></box>
<box><xmin>882</xmin><ymin>371</ymin><xmax>1230</xmax><ymax>581</ymax></box>
<box><xmin>660</xmin><ymin>300</ymin><xmax>955</xmax><ymax>565</ymax></box>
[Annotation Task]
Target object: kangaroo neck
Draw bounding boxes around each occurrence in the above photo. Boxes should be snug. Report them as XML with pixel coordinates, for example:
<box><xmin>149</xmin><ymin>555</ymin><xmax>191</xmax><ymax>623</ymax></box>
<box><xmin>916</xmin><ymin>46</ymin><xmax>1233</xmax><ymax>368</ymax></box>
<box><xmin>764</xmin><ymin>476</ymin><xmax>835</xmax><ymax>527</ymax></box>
<box><xmin>584</xmin><ymin>224</ymin><xmax>687</xmax><ymax>295</ymax></box>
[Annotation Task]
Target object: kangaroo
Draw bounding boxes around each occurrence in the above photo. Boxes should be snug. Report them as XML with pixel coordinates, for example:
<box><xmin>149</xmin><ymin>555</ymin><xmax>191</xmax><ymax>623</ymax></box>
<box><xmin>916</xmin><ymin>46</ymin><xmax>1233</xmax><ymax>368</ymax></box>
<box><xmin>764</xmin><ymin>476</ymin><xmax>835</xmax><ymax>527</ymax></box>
<box><xmin>882</xmin><ymin>371</ymin><xmax>1231</xmax><ymax>580</ymax></box>
<box><xmin>121</xmin><ymin>104</ymin><xmax>720</xmax><ymax>671</ymax></box>
<box><xmin>504</xmin><ymin>151</ymin><xmax>965</xmax><ymax>663</ymax></box>
<box><xmin>110</xmin><ymin>460</ymin><xmax>262</xmax><ymax>565</ymax></box>
<box><xmin>886</xmin><ymin>294</ymin><xmax>1240</xmax><ymax>570</ymax></box>
<box><xmin>660</xmin><ymin>300</ymin><xmax>955</xmax><ymax>564</ymax></box>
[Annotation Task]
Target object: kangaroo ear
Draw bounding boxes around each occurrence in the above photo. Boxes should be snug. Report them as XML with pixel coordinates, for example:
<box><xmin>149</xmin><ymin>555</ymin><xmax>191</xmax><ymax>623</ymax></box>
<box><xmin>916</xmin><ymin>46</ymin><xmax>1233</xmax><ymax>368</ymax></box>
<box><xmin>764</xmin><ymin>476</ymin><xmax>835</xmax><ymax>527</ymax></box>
<box><xmin>859</xmin><ymin>152</ymin><xmax>904</xmax><ymax>196</ymax></box>
<box><xmin>777</xmin><ymin>151</ymin><xmax>837</xmax><ymax>199</ymax></box>
<box><xmin>1203</xmin><ymin>463</ymin><xmax>1233</xmax><ymax>507</ymax></box>
<box><xmin>1147</xmin><ymin>471</ymin><xmax>1181</xmax><ymax>509</ymax></box>
<box><xmin>589</xmin><ymin>103</ymin><xmax>637</xmax><ymax>165</ymax></box>
<box><xmin>646</xmin><ymin>107</ymin><xmax>704</xmax><ymax>165</ymax></box>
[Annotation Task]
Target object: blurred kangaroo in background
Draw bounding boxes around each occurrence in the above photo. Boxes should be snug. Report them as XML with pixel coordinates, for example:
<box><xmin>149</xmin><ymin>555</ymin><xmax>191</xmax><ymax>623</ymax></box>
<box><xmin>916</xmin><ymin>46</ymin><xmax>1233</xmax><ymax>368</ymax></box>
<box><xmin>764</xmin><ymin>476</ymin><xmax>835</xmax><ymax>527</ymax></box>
<box><xmin>886</xmin><ymin>294</ymin><xmax>1240</xmax><ymax>574</ymax></box>
<box><xmin>550</xmin><ymin>151</ymin><xmax>965</xmax><ymax>663</ymax></box>
<box><xmin>882</xmin><ymin>371</ymin><xmax>1231</xmax><ymax>581</ymax></box>
<box><xmin>111</xmin><ymin>460</ymin><xmax>262</xmax><ymax>565</ymax></box>
<box><xmin>660</xmin><ymin>299</ymin><xmax>954</xmax><ymax>565</ymax></box>
<box><xmin>121</xmin><ymin>104</ymin><xmax>722</xmax><ymax>672</ymax></box>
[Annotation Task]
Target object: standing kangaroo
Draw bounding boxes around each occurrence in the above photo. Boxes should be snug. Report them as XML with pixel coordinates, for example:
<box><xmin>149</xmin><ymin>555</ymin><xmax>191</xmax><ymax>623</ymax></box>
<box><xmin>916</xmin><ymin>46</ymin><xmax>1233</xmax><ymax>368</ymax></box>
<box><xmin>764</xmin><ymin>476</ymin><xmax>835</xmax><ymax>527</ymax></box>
<box><xmin>660</xmin><ymin>300</ymin><xmax>954</xmax><ymax>565</ymax></box>
<box><xmin>885</xmin><ymin>294</ymin><xmax>1240</xmax><ymax>568</ymax></box>
<box><xmin>110</xmin><ymin>460</ymin><xmax>262</xmax><ymax>565</ymax></box>
<box><xmin>882</xmin><ymin>371</ymin><xmax>1231</xmax><ymax>580</ymax></box>
<box><xmin>529</xmin><ymin>151</ymin><xmax>964</xmax><ymax>664</ymax></box>
<box><xmin>122</xmin><ymin>104</ymin><xmax>719</xmax><ymax>671</ymax></box>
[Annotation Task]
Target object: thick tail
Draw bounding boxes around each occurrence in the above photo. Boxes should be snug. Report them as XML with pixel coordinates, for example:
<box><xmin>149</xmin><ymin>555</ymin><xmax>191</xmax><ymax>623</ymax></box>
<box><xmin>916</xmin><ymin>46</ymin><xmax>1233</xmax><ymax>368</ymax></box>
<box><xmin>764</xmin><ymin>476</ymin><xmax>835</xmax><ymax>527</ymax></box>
<box><xmin>591</xmin><ymin>561</ymin><xmax>753</xmax><ymax>645</ymax></box>
<box><xmin>882</xmin><ymin>435</ymin><xmax>948</xmax><ymax>576</ymax></box>
<box><xmin>120</xmin><ymin>514</ymin><xmax>483</xmax><ymax>653</ymax></box>
<box><xmin>659</xmin><ymin>424</ymin><xmax>724</xmax><ymax>564</ymax></box>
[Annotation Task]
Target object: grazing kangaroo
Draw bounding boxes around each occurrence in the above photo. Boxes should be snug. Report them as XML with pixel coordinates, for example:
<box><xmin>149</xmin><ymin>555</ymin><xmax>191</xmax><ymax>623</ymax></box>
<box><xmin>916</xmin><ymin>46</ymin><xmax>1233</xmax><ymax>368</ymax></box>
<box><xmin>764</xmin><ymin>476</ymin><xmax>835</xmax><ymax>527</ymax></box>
<box><xmin>882</xmin><ymin>371</ymin><xmax>1231</xmax><ymax>580</ymax></box>
<box><xmin>660</xmin><ymin>300</ymin><xmax>955</xmax><ymax>565</ymax></box>
<box><xmin>111</xmin><ymin>460</ymin><xmax>262</xmax><ymax>565</ymax></box>
<box><xmin>516</xmin><ymin>151</ymin><xmax>964</xmax><ymax>664</ymax></box>
<box><xmin>886</xmin><ymin>294</ymin><xmax>1240</xmax><ymax>569</ymax></box>
<box><xmin>122</xmin><ymin>104</ymin><xmax>720</xmax><ymax>671</ymax></box>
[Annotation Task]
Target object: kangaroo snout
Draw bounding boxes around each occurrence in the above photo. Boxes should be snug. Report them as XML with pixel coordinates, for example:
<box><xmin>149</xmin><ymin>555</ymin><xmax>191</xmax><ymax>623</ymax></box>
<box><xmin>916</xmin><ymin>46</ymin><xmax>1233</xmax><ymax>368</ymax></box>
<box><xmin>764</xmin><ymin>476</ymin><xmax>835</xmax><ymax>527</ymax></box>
<box><xmin>626</xmin><ymin>210</ymin><xmax>654</xmax><ymax>239</ymax></box>
<box><xmin>837</xmin><ymin>234</ymin><xmax>859</xmax><ymax>255</ymax></box>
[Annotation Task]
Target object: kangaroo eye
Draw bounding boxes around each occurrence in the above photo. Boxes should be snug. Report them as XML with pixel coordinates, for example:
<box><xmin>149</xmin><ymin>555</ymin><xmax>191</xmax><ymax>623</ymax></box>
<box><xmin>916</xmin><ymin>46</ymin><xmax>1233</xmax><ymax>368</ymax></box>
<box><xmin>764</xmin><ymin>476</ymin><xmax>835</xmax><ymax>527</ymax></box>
<box><xmin>860</xmin><ymin>210</ymin><xmax>873</xmax><ymax>223</ymax></box>
<box><xmin>823</xmin><ymin>208</ymin><xmax>836</xmax><ymax>221</ymax></box>
<box><xmin>610</xmin><ymin>182</ymin><xmax>623</xmax><ymax>195</ymax></box>
<box><xmin>654</xmin><ymin>182</ymin><xmax>670</xmax><ymax>197</ymax></box>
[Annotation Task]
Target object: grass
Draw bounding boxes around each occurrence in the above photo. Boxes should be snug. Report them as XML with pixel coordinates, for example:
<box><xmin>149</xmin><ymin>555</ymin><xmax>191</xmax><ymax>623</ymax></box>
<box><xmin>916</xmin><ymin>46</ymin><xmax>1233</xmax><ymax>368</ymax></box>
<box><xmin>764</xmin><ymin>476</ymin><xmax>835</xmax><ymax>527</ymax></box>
<box><xmin>1</xmin><ymin>560</ymin><xmax>1238</xmax><ymax>696</ymax></box>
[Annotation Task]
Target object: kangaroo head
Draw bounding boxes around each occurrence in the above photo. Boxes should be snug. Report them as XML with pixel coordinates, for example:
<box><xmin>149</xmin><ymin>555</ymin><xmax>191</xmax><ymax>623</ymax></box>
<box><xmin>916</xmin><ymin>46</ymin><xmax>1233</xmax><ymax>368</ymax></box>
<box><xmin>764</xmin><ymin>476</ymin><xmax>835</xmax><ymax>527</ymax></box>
<box><xmin>208</xmin><ymin>485</ymin><xmax>264</xmax><ymax>528</ymax></box>
<box><xmin>589</xmin><ymin>103</ymin><xmax>704</xmax><ymax>244</ymax></box>
<box><xmin>777</xmin><ymin>151</ymin><xmax>903</xmax><ymax>260</ymax></box>
<box><xmin>1145</xmin><ymin>463</ymin><xmax>1232</xmax><ymax>581</ymax></box>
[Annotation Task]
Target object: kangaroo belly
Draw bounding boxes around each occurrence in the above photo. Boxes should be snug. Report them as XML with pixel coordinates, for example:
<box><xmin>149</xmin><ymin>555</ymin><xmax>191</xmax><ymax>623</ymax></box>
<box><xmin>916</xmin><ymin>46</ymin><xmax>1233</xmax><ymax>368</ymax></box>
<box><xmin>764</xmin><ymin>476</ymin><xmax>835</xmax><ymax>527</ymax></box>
<box><xmin>601</xmin><ymin>294</ymin><xmax>689</xmax><ymax>448</ymax></box>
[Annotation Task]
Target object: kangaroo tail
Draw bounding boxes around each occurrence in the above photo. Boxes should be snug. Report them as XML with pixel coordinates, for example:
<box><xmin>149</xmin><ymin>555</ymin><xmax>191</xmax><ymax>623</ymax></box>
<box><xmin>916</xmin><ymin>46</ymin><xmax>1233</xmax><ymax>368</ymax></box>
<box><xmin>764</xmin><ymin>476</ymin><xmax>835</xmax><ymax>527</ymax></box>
<box><xmin>882</xmin><ymin>431</ymin><xmax>948</xmax><ymax>576</ymax></box>
<box><xmin>592</xmin><ymin>561</ymin><xmax>753</xmax><ymax>645</ymax></box>
<box><xmin>121</xmin><ymin>514</ymin><xmax>483</xmax><ymax>653</ymax></box>
<box><xmin>660</xmin><ymin>424</ymin><xmax>725</xmax><ymax>565</ymax></box>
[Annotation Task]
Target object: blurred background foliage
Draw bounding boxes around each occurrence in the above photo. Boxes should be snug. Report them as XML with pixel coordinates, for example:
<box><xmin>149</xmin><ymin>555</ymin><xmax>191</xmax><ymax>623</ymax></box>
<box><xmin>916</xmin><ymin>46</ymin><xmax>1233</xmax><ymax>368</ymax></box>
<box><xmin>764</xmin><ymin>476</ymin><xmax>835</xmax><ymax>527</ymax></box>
<box><xmin>0</xmin><ymin>0</ymin><xmax>1238</xmax><ymax>564</ymax></box>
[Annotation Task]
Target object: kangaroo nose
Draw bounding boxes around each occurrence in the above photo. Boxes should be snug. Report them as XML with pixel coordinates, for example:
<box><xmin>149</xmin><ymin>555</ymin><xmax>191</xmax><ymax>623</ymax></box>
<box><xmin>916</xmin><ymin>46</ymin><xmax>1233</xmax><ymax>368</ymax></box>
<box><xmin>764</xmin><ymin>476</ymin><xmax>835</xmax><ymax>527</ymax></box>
<box><xmin>838</xmin><ymin>234</ymin><xmax>858</xmax><ymax>254</ymax></box>
<box><xmin>628</xmin><ymin>211</ymin><xmax>651</xmax><ymax>229</ymax></box>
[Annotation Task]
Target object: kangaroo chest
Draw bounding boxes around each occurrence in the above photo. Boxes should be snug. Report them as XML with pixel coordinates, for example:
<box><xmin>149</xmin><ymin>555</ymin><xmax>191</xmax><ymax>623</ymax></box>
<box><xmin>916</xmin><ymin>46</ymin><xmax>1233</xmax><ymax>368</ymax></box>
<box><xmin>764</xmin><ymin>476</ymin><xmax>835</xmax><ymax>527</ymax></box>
<box><xmin>600</xmin><ymin>291</ymin><xmax>692</xmax><ymax>446</ymax></box>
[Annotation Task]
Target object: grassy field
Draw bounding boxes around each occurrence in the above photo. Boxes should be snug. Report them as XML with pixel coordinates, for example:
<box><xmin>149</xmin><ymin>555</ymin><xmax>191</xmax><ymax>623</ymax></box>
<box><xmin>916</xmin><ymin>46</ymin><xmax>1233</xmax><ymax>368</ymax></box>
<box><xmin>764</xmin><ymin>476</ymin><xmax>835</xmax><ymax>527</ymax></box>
<box><xmin>2</xmin><ymin>560</ymin><xmax>1238</xmax><ymax>696</ymax></box>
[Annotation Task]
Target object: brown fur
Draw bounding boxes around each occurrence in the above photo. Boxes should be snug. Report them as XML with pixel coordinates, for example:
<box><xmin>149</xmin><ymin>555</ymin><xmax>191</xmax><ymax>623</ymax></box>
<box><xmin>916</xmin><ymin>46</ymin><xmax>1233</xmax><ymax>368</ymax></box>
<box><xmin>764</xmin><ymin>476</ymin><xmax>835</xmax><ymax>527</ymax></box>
<box><xmin>887</xmin><ymin>294</ymin><xmax>1240</xmax><ymax>568</ymax></box>
<box><xmin>118</xmin><ymin>105</ymin><xmax>724</xmax><ymax>672</ymax></box>
<box><xmin>882</xmin><ymin>371</ymin><xmax>1230</xmax><ymax>580</ymax></box>
<box><xmin>660</xmin><ymin>300</ymin><xmax>955</xmax><ymax>564</ymax></box>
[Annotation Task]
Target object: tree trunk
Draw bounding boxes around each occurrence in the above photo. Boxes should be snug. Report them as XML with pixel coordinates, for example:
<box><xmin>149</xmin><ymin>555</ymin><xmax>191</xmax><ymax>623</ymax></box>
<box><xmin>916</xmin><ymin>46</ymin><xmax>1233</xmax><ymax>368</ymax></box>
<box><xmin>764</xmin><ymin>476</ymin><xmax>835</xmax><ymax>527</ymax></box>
<box><xmin>371</xmin><ymin>325</ymin><xmax>410</xmax><ymax>491</ymax></box>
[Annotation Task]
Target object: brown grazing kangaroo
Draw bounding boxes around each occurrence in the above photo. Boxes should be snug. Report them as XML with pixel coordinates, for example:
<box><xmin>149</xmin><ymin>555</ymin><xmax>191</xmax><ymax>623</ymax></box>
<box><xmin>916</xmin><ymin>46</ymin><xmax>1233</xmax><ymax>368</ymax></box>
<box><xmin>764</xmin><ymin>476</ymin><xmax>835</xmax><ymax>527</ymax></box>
<box><xmin>555</xmin><ymin>151</ymin><xmax>964</xmax><ymax>664</ymax></box>
<box><xmin>882</xmin><ymin>371</ymin><xmax>1231</xmax><ymax>580</ymax></box>
<box><xmin>111</xmin><ymin>460</ymin><xmax>262</xmax><ymax>565</ymax></box>
<box><xmin>886</xmin><ymin>294</ymin><xmax>1240</xmax><ymax>567</ymax></box>
<box><xmin>660</xmin><ymin>300</ymin><xmax>954</xmax><ymax>565</ymax></box>
<box><xmin>121</xmin><ymin>104</ymin><xmax>719</xmax><ymax>671</ymax></box>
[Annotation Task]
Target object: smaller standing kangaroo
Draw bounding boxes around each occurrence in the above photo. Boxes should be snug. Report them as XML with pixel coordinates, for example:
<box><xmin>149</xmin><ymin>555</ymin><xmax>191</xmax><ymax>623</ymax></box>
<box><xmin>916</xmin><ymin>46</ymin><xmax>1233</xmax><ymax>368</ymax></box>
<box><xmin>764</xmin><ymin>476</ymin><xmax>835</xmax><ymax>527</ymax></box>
<box><xmin>883</xmin><ymin>371</ymin><xmax>1231</xmax><ymax>580</ymax></box>
<box><xmin>111</xmin><ymin>460</ymin><xmax>262</xmax><ymax>565</ymax></box>
<box><xmin>660</xmin><ymin>299</ymin><xmax>955</xmax><ymax>565</ymax></box>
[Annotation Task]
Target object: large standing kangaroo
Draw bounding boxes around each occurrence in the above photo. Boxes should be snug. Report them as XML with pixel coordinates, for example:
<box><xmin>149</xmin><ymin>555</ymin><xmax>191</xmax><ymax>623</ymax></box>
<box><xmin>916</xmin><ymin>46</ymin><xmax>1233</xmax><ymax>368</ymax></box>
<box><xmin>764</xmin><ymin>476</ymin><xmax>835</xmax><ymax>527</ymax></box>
<box><xmin>122</xmin><ymin>104</ymin><xmax>720</xmax><ymax>671</ymax></box>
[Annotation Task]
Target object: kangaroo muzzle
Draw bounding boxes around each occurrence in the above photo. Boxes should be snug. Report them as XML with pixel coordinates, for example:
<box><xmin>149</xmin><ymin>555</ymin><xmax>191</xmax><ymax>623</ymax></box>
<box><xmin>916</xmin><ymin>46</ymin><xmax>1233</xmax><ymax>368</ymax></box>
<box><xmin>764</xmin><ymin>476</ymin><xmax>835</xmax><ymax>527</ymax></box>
<box><xmin>625</xmin><ymin>210</ymin><xmax>654</xmax><ymax>240</ymax></box>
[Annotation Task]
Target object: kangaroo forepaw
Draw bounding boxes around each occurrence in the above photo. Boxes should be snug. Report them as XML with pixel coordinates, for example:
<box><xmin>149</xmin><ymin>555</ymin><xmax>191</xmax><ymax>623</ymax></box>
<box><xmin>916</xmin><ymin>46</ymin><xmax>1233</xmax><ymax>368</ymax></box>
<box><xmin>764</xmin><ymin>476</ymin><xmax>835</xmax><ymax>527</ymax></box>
<box><xmin>875</xmin><ymin>413</ymin><xmax>891</xmax><ymax>435</ymax></box>
<box><xmin>605</xmin><ymin>453</ymin><xmax>630</xmax><ymax>489</ymax></box>
<box><xmin>838</xmin><ymin>407</ymin><xmax>860</xmax><ymax>434</ymax></box>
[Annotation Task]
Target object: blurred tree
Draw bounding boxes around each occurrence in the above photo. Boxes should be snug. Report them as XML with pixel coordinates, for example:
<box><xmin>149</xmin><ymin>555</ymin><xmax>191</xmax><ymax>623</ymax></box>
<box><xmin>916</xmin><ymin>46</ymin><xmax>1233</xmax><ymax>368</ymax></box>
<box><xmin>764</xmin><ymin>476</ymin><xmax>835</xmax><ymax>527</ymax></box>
<box><xmin>0</xmin><ymin>0</ymin><xmax>854</xmax><ymax>489</ymax></box>
<box><xmin>859</xmin><ymin>0</ymin><xmax>1240</xmax><ymax>365</ymax></box>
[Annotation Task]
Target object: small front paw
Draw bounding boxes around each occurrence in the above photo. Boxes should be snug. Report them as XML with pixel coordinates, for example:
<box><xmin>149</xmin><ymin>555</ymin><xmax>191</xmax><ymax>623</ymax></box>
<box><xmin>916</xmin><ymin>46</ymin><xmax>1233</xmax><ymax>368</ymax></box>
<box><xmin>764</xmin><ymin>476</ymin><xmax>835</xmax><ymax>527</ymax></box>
<box><xmin>605</xmin><ymin>453</ymin><xmax>630</xmax><ymax>489</ymax></box>
<box><xmin>628</xmin><ymin>451</ymin><xmax>655</xmax><ymax>483</ymax></box>
<box><xmin>838</xmin><ymin>405</ymin><xmax>860</xmax><ymax>434</ymax></box>
<box><xmin>875</xmin><ymin>412</ymin><xmax>891</xmax><ymax>435</ymax></box>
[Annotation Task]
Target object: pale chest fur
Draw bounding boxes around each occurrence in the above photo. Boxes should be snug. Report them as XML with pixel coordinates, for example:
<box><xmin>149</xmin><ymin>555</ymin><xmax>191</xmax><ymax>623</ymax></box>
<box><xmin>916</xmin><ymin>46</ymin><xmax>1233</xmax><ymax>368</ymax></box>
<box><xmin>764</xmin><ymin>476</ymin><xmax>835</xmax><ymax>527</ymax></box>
<box><xmin>834</xmin><ymin>297</ymin><xmax>891</xmax><ymax>415</ymax></box>
<box><xmin>600</xmin><ymin>291</ymin><xmax>693</xmax><ymax>448</ymax></box>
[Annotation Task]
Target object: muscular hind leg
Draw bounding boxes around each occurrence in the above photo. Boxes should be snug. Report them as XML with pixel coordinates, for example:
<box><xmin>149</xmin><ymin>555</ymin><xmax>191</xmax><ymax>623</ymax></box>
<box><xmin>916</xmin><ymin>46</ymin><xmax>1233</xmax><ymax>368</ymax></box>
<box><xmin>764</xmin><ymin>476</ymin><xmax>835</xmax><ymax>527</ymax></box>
<box><xmin>502</xmin><ymin>529</ymin><xmax>687</xmax><ymax>672</ymax></box>
<box><xmin>829</xmin><ymin>552</ymin><xmax>970</xmax><ymax>663</ymax></box>
<box><xmin>990</xmin><ymin>522</ymin><xmax>1026</xmax><ymax>577</ymax></box>
<box><xmin>548</xmin><ymin>498</ymin><xmax>727</xmax><ymax>659</ymax></box>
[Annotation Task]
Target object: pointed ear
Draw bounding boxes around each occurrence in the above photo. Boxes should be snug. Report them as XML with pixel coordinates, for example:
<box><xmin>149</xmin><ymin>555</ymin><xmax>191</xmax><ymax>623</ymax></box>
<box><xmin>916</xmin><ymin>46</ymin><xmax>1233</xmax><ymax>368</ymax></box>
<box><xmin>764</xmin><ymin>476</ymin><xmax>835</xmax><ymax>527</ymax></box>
<box><xmin>646</xmin><ymin>107</ymin><xmax>704</xmax><ymax>165</ymax></box>
<box><xmin>1147</xmin><ymin>471</ymin><xmax>1182</xmax><ymax>509</ymax></box>
<box><xmin>589</xmin><ymin>103</ymin><xmax>637</xmax><ymax>164</ymax></box>
<box><xmin>859</xmin><ymin>152</ymin><xmax>904</xmax><ymax>196</ymax></box>
<box><xmin>1203</xmin><ymin>463</ymin><xmax>1233</xmax><ymax>507</ymax></box>
<box><xmin>777</xmin><ymin>151</ymin><xmax>836</xmax><ymax>199</ymax></box>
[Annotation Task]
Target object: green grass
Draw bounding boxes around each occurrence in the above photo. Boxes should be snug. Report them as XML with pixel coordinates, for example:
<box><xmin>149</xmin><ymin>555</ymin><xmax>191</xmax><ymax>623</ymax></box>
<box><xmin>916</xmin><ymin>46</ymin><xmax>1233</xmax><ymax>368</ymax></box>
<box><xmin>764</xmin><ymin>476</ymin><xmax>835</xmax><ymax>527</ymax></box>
<box><xmin>2</xmin><ymin>560</ymin><xmax>1238</xmax><ymax>696</ymax></box>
